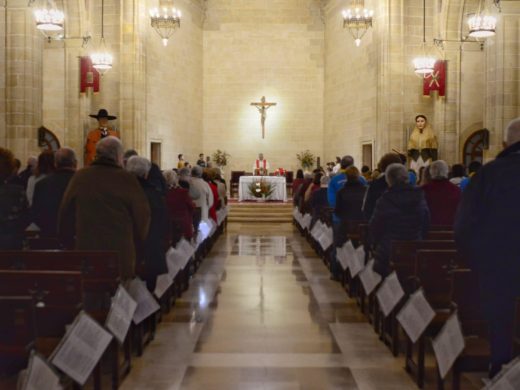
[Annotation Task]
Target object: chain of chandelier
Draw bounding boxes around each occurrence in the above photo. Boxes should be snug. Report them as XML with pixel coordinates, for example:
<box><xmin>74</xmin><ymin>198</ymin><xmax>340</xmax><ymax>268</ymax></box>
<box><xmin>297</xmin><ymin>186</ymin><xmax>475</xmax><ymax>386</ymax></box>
<box><xmin>342</xmin><ymin>0</ymin><xmax>499</xmax><ymax>77</ymax></box>
<box><xmin>28</xmin><ymin>0</ymin><xmax>499</xmax><ymax>77</ymax></box>
<box><xmin>29</xmin><ymin>0</ymin><xmax>182</xmax><ymax>75</ymax></box>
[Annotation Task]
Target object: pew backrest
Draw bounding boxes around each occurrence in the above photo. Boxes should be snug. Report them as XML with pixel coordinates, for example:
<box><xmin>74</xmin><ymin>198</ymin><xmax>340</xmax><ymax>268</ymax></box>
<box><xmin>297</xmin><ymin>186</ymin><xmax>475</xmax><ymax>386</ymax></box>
<box><xmin>415</xmin><ymin>249</ymin><xmax>462</xmax><ymax>308</ymax></box>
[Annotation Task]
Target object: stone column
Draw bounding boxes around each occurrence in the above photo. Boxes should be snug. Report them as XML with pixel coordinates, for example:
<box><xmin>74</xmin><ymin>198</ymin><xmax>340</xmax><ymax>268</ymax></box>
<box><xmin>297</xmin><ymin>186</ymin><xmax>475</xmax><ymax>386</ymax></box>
<box><xmin>2</xmin><ymin>0</ymin><xmax>43</xmax><ymax>161</ymax></box>
<box><xmin>484</xmin><ymin>2</ymin><xmax>520</xmax><ymax>158</ymax></box>
<box><xmin>119</xmin><ymin>0</ymin><xmax>147</xmax><ymax>155</ymax></box>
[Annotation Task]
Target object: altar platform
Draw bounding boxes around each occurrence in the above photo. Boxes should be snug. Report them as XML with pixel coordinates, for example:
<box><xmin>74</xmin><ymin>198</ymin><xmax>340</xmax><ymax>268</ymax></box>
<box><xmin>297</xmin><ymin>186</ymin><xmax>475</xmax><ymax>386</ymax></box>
<box><xmin>238</xmin><ymin>175</ymin><xmax>287</xmax><ymax>202</ymax></box>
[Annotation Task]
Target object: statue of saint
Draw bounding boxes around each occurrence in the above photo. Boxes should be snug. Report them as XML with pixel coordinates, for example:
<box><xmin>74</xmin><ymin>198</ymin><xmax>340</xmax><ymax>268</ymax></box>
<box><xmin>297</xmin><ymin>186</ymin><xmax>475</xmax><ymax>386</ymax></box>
<box><xmin>407</xmin><ymin>114</ymin><xmax>438</xmax><ymax>173</ymax></box>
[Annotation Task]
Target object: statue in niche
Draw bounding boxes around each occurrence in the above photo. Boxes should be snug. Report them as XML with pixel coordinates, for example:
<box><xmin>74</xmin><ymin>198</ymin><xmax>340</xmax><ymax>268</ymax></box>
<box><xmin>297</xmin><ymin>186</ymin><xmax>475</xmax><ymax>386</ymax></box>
<box><xmin>407</xmin><ymin>114</ymin><xmax>438</xmax><ymax>173</ymax></box>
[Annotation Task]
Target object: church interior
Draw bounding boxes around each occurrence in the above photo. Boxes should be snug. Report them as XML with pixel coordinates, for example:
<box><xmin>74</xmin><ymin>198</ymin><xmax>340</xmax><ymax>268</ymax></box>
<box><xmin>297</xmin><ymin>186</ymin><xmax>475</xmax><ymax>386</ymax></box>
<box><xmin>1</xmin><ymin>0</ymin><xmax>520</xmax><ymax>389</ymax></box>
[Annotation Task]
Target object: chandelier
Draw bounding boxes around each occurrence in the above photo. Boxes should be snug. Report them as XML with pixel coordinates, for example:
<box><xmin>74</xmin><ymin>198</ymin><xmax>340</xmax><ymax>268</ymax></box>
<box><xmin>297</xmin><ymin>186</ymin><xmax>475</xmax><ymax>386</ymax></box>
<box><xmin>342</xmin><ymin>0</ymin><xmax>374</xmax><ymax>47</ymax></box>
<box><xmin>32</xmin><ymin>1</ymin><xmax>64</xmax><ymax>36</ymax></box>
<box><xmin>150</xmin><ymin>2</ymin><xmax>182</xmax><ymax>47</ymax></box>
<box><xmin>467</xmin><ymin>1</ymin><xmax>498</xmax><ymax>38</ymax></box>
<box><xmin>413</xmin><ymin>0</ymin><xmax>435</xmax><ymax>76</ymax></box>
<box><xmin>90</xmin><ymin>0</ymin><xmax>113</xmax><ymax>74</ymax></box>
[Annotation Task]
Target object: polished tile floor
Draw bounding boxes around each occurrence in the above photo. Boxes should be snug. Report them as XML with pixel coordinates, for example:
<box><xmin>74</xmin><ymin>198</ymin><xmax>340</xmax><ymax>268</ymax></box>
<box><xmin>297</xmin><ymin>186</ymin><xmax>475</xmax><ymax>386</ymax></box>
<box><xmin>121</xmin><ymin>223</ymin><xmax>481</xmax><ymax>390</ymax></box>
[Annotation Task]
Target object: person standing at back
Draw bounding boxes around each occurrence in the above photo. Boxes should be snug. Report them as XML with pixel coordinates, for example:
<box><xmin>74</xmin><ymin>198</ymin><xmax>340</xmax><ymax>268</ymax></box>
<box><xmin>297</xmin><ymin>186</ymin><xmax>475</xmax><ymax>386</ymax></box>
<box><xmin>455</xmin><ymin>118</ymin><xmax>520</xmax><ymax>378</ymax></box>
<box><xmin>32</xmin><ymin>148</ymin><xmax>77</xmax><ymax>237</ymax></box>
<box><xmin>421</xmin><ymin>160</ymin><xmax>461</xmax><ymax>226</ymax></box>
<box><xmin>59</xmin><ymin>136</ymin><xmax>150</xmax><ymax>280</ymax></box>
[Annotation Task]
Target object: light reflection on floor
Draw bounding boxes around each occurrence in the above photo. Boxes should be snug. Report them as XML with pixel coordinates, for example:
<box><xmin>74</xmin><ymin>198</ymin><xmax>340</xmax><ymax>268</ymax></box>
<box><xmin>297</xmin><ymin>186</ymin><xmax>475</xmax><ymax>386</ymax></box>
<box><xmin>121</xmin><ymin>223</ymin><xmax>480</xmax><ymax>390</ymax></box>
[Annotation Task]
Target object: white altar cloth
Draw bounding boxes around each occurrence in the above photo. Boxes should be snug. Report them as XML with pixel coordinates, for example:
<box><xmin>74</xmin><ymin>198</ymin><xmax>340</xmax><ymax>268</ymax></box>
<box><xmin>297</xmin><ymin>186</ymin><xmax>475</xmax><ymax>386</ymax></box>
<box><xmin>238</xmin><ymin>176</ymin><xmax>287</xmax><ymax>202</ymax></box>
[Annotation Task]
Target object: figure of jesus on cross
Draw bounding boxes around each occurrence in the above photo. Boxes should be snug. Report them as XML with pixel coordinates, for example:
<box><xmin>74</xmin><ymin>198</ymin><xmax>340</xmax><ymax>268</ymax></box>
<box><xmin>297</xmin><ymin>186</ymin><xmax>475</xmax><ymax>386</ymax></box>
<box><xmin>251</xmin><ymin>96</ymin><xmax>277</xmax><ymax>139</ymax></box>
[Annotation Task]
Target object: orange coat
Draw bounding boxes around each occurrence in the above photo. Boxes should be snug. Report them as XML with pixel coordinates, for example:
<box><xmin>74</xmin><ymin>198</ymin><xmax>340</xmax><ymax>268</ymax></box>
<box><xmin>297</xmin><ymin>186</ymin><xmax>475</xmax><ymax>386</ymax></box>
<box><xmin>84</xmin><ymin>128</ymin><xmax>119</xmax><ymax>166</ymax></box>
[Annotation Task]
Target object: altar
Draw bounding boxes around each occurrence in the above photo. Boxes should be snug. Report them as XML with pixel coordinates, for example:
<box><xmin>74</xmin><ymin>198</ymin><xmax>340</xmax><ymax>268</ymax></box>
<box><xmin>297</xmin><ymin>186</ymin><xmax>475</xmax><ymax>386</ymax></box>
<box><xmin>238</xmin><ymin>176</ymin><xmax>287</xmax><ymax>202</ymax></box>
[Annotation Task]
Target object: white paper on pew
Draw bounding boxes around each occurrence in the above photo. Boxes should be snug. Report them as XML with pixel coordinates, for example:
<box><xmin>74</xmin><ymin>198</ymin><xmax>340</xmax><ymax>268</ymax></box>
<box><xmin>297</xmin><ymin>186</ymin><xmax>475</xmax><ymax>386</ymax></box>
<box><xmin>23</xmin><ymin>352</ymin><xmax>62</xmax><ymax>390</ymax></box>
<box><xmin>105</xmin><ymin>285</ymin><xmax>137</xmax><ymax>344</ymax></box>
<box><xmin>396</xmin><ymin>289</ymin><xmax>435</xmax><ymax>343</ymax></box>
<box><xmin>348</xmin><ymin>244</ymin><xmax>365</xmax><ymax>278</ymax></box>
<box><xmin>177</xmin><ymin>238</ymin><xmax>195</xmax><ymax>261</ymax></box>
<box><xmin>310</xmin><ymin>222</ymin><xmax>322</xmax><ymax>240</ymax></box>
<box><xmin>432</xmin><ymin>312</ymin><xmax>465</xmax><ymax>379</ymax></box>
<box><xmin>318</xmin><ymin>226</ymin><xmax>333</xmax><ymax>250</ymax></box>
<box><xmin>127</xmin><ymin>278</ymin><xmax>160</xmax><ymax>325</ymax></box>
<box><xmin>376</xmin><ymin>272</ymin><xmax>405</xmax><ymax>317</ymax></box>
<box><xmin>166</xmin><ymin>247</ymin><xmax>182</xmax><ymax>278</ymax></box>
<box><xmin>358</xmin><ymin>259</ymin><xmax>382</xmax><ymax>295</ymax></box>
<box><xmin>50</xmin><ymin>312</ymin><xmax>112</xmax><ymax>386</ymax></box>
<box><xmin>302</xmin><ymin>214</ymin><xmax>312</xmax><ymax>230</ymax></box>
<box><xmin>154</xmin><ymin>273</ymin><xmax>173</xmax><ymax>299</ymax></box>
<box><xmin>336</xmin><ymin>243</ymin><xmax>350</xmax><ymax>271</ymax></box>
<box><xmin>209</xmin><ymin>219</ymin><xmax>217</xmax><ymax>237</ymax></box>
<box><xmin>198</xmin><ymin>220</ymin><xmax>211</xmax><ymax>241</ymax></box>
<box><xmin>174</xmin><ymin>238</ymin><xmax>194</xmax><ymax>269</ymax></box>
<box><xmin>485</xmin><ymin>357</ymin><xmax>520</xmax><ymax>389</ymax></box>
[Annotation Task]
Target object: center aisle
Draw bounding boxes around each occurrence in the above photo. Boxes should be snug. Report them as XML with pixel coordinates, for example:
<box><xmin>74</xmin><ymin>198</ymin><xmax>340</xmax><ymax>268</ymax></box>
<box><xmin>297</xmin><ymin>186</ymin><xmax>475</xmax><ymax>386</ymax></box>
<box><xmin>121</xmin><ymin>223</ymin><xmax>416</xmax><ymax>390</ymax></box>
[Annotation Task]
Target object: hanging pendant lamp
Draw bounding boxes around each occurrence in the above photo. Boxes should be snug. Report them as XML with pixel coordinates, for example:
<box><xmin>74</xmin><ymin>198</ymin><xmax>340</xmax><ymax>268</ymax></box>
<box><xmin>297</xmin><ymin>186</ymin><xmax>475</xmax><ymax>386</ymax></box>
<box><xmin>413</xmin><ymin>0</ymin><xmax>435</xmax><ymax>76</ymax></box>
<box><xmin>90</xmin><ymin>0</ymin><xmax>113</xmax><ymax>74</ymax></box>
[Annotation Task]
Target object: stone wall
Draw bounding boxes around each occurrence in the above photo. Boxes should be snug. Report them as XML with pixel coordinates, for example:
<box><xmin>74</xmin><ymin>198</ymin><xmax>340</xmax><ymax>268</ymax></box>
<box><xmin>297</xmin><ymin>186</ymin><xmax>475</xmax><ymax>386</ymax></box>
<box><xmin>202</xmin><ymin>0</ymin><xmax>325</xmax><ymax>176</ymax></box>
<box><xmin>145</xmin><ymin>0</ymin><xmax>204</xmax><ymax>169</ymax></box>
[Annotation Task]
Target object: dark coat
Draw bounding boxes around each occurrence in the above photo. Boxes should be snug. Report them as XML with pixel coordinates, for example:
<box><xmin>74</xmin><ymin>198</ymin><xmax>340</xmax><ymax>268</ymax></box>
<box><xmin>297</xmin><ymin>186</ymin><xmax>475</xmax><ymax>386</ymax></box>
<box><xmin>309</xmin><ymin>187</ymin><xmax>329</xmax><ymax>228</ymax></box>
<box><xmin>32</xmin><ymin>169</ymin><xmax>75</xmax><ymax>237</ymax></box>
<box><xmin>369</xmin><ymin>183</ymin><xmax>430</xmax><ymax>276</ymax></box>
<box><xmin>335</xmin><ymin>181</ymin><xmax>367</xmax><ymax>245</ymax></box>
<box><xmin>422</xmin><ymin>179</ymin><xmax>461</xmax><ymax>226</ymax></box>
<box><xmin>362</xmin><ymin>175</ymin><xmax>387</xmax><ymax>220</ymax></box>
<box><xmin>455</xmin><ymin>141</ymin><xmax>520</xmax><ymax>290</ymax></box>
<box><xmin>0</xmin><ymin>183</ymin><xmax>29</xmax><ymax>249</ymax></box>
<box><xmin>137</xmin><ymin>178</ymin><xmax>169</xmax><ymax>290</ymax></box>
<box><xmin>58</xmin><ymin>158</ymin><xmax>151</xmax><ymax>280</ymax></box>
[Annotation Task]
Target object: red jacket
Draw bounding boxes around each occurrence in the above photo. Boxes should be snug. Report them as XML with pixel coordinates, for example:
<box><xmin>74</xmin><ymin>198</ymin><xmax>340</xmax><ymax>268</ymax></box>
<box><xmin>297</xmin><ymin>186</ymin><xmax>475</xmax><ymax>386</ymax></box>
<box><xmin>422</xmin><ymin>179</ymin><xmax>461</xmax><ymax>226</ymax></box>
<box><xmin>166</xmin><ymin>187</ymin><xmax>194</xmax><ymax>240</ymax></box>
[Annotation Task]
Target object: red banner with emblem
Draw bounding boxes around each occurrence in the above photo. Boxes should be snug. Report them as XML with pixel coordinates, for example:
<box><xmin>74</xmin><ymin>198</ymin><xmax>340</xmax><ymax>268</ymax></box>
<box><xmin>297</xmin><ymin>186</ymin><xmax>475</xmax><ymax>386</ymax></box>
<box><xmin>80</xmin><ymin>56</ymin><xmax>100</xmax><ymax>93</ymax></box>
<box><xmin>423</xmin><ymin>60</ymin><xmax>446</xmax><ymax>97</ymax></box>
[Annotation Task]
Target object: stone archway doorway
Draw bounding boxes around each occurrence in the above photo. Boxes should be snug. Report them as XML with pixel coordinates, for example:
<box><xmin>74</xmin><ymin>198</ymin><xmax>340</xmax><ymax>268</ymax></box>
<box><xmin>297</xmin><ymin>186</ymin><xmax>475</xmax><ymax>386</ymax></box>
<box><xmin>463</xmin><ymin>129</ymin><xmax>489</xmax><ymax>167</ymax></box>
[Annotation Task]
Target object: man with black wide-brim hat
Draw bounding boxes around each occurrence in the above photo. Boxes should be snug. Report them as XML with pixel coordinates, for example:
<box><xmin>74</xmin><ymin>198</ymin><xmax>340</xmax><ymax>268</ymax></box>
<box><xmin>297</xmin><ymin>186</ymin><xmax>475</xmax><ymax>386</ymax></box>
<box><xmin>84</xmin><ymin>109</ymin><xmax>119</xmax><ymax>166</ymax></box>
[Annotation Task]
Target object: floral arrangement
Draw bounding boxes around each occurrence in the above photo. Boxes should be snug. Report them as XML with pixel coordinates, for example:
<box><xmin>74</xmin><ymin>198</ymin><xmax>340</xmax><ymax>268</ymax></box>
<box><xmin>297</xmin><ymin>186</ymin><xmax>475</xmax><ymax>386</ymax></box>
<box><xmin>248</xmin><ymin>179</ymin><xmax>276</xmax><ymax>199</ymax></box>
<box><xmin>296</xmin><ymin>149</ymin><xmax>315</xmax><ymax>170</ymax></box>
<box><xmin>212</xmin><ymin>149</ymin><xmax>230</xmax><ymax>167</ymax></box>
<box><xmin>274</xmin><ymin>168</ymin><xmax>286</xmax><ymax>176</ymax></box>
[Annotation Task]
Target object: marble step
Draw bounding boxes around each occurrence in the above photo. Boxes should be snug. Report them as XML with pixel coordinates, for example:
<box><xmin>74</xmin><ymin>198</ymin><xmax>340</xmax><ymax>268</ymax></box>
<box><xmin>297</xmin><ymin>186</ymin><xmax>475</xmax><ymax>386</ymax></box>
<box><xmin>228</xmin><ymin>216</ymin><xmax>293</xmax><ymax>223</ymax></box>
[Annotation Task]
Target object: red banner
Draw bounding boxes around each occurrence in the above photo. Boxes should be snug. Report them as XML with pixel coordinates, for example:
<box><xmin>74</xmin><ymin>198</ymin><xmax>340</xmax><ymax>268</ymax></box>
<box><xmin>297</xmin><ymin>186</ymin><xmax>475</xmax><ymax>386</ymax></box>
<box><xmin>423</xmin><ymin>60</ymin><xmax>446</xmax><ymax>97</ymax></box>
<box><xmin>80</xmin><ymin>56</ymin><xmax>100</xmax><ymax>93</ymax></box>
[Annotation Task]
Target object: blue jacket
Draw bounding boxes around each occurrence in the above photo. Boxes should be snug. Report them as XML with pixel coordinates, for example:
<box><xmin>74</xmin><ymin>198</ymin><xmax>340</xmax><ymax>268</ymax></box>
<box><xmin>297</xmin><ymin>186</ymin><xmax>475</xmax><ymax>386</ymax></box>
<box><xmin>328</xmin><ymin>172</ymin><xmax>367</xmax><ymax>222</ymax></box>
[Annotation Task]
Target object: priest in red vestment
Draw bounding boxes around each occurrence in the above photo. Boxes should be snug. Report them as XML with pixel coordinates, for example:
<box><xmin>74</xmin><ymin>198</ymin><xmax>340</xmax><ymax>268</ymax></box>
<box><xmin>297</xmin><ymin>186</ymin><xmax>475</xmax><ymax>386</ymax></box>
<box><xmin>252</xmin><ymin>153</ymin><xmax>270</xmax><ymax>176</ymax></box>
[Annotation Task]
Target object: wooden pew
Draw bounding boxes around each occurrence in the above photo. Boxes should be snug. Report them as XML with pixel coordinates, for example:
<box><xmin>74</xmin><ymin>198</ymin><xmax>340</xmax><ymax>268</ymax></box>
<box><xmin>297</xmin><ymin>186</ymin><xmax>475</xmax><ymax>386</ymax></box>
<box><xmin>0</xmin><ymin>251</ymin><xmax>131</xmax><ymax>388</ymax></box>
<box><xmin>427</xmin><ymin>231</ymin><xmax>454</xmax><ymax>240</ymax></box>
<box><xmin>0</xmin><ymin>250</ymin><xmax>119</xmax><ymax>321</ymax></box>
<box><xmin>378</xmin><ymin>240</ymin><xmax>457</xmax><ymax>356</ymax></box>
<box><xmin>0</xmin><ymin>296</ymin><xmax>35</xmax><ymax>375</ymax></box>
<box><xmin>405</xmin><ymin>249</ymin><xmax>463</xmax><ymax>388</ymax></box>
<box><xmin>0</xmin><ymin>270</ymin><xmax>83</xmax><ymax>363</ymax></box>
<box><xmin>436</xmin><ymin>269</ymin><xmax>490</xmax><ymax>390</ymax></box>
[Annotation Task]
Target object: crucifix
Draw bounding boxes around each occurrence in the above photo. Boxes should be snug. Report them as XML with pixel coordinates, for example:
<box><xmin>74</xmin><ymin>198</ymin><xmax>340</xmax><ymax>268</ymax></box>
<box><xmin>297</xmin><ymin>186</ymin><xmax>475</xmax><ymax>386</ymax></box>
<box><xmin>251</xmin><ymin>96</ymin><xmax>277</xmax><ymax>139</ymax></box>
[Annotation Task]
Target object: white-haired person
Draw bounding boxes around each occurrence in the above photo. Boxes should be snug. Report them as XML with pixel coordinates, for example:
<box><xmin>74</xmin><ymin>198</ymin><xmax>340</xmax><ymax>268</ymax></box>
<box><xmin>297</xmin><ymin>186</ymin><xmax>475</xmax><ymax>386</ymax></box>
<box><xmin>165</xmin><ymin>169</ymin><xmax>195</xmax><ymax>245</ymax></box>
<box><xmin>126</xmin><ymin>156</ymin><xmax>169</xmax><ymax>291</ymax></box>
<box><xmin>421</xmin><ymin>160</ymin><xmax>461</xmax><ymax>226</ymax></box>
<box><xmin>455</xmin><ymin>117</ymin><xmax>520</xmax><ymax>378</ymax></box>
<box><xmin>369</xmin><ymin>163</ymin><xmax>430</xmax><ymax>277</ymax></box>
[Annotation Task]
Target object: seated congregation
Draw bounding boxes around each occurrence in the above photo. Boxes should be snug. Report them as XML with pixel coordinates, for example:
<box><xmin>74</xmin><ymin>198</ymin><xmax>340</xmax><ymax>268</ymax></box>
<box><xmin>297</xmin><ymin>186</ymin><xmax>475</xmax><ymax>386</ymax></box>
<box><xmin>0</xmin><ymin>136</ymin><xmax>228</xmax><ymax>388</ymax></box>
<box><xmin>293</xmin><ymin>118</ymin><xmax>520</xmax><ymax>388</ymax></box>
